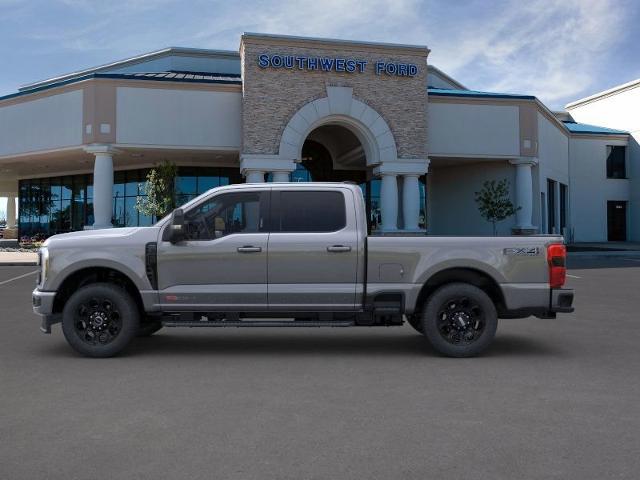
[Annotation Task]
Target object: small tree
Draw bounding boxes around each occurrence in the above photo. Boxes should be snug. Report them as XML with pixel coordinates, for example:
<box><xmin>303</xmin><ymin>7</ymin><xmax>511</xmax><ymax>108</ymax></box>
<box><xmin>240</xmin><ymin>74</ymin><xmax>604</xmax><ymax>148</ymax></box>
<box><xmin>136</xmin><ymin>160</ymin><xmax>178</xmax><ymax>220</ymax></box>
<box><xmin>474</xmin><ymin>179</ymin><xmax>520</xmax><ymax>235</ymax></box>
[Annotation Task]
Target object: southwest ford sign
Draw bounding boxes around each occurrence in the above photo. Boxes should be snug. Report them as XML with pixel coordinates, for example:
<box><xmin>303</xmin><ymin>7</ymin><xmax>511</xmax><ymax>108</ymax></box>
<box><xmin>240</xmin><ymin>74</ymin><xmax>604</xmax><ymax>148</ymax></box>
<box><xmin>257</xmin><ymin>54</ymin><xmax>418</xmax><ymax>77</ymax></box>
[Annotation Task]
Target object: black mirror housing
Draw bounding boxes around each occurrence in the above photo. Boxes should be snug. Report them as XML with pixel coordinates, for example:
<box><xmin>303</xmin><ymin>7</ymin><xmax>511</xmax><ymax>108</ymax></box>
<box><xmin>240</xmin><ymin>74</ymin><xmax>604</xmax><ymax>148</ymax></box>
<box><xmin>163</xmin><ymin>208</ymin><xmax>185</xmax><ymax>243</ymax></box>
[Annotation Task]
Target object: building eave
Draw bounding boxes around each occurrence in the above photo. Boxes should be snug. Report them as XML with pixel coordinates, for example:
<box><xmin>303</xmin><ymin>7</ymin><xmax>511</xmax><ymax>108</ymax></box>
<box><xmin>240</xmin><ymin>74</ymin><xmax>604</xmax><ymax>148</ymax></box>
<box><xmin>565</xmin><ymin>78</ymin><xmax>640</xmax><ymax>109</ymax></box>
<box><xmin>19</xmin><ymin>47</ymin><xmax>240</xmax><ymax>93</ymax></box>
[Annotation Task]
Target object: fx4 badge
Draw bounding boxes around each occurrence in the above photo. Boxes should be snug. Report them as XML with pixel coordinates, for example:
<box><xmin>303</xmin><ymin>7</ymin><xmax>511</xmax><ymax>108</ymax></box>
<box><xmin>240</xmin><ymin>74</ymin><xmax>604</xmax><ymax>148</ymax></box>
<box><xmin>503</xmin><ymin>247</ymin><xmax>540</xmax><ymax>256</ymax></box>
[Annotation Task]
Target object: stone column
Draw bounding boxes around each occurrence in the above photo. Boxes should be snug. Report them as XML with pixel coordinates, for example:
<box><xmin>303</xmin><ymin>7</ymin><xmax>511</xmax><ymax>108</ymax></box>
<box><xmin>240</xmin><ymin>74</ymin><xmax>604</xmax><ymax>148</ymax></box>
<box><xmin>244</xmin><ymin>170</ymin><xmax>265</xmax><ymax>183</ymax></box>
<box><xmin>271</xmin><ymin>171</ymin><xmax>290</xmax><ymax>182</ymax></box>
<box><xmin>402</xmin><ymin>174</ymin><xmax>422</xmax><ymax>231</ymax></box>
<box><xmin>85</xmin><ymin>145</ymin><xmax>117</xmax><ymax>229</ymax></box>
<box><xmin>379</xmin><ymin>173</ymin><xmax>399</xmax><ymax>232</ymax></box>
<box><xmin>240</xmin><ymin>154</ymin><xmax>294</xmax><ymax>184</ymax></box>
<box><xmin>6</xmin><ymin>195</ymin><xmax>16</xmax><ymax>229</ymax></box>
<box><xmin>509</xmin><ymin>157</ymin><xmax>538</xmax><ymax>235</ymax></box>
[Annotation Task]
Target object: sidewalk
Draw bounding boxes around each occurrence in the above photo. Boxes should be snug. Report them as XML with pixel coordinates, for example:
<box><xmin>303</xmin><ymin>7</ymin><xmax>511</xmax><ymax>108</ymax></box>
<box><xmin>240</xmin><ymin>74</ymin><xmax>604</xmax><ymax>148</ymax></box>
<box><xmin>0</xmin><ymin>251</ymin><xmax>39</xmax><ymax>266</ymax></box>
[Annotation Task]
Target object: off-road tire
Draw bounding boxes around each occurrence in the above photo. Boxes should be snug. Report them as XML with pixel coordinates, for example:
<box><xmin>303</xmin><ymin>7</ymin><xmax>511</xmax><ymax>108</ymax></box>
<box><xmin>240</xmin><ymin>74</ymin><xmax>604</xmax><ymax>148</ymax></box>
<box><xmin>61</xmin><ymin>283</ymin><xmax>140</xmax><ymax>358</ymax></box>
<box><xmin>422</xmin><ymin>283</ymin><xmax>498</xmax><ymax>357</ymax></box>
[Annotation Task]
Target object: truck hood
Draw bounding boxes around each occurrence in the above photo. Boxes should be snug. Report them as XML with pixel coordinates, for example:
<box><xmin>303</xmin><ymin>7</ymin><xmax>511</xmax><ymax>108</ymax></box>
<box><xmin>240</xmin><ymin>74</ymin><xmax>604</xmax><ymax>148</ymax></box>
<box><xmin>43</xmin><ymin>226</ymin><xmax>160</xmax><ymax>249</ymax></box>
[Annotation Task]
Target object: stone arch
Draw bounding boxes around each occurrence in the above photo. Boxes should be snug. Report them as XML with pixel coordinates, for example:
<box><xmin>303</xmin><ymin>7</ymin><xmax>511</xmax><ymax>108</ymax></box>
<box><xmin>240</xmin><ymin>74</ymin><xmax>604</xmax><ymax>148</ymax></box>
<box><xmin>278</xmin><ymin>86</ymin><xmax>398</xmax><ymax>166</ymax></box>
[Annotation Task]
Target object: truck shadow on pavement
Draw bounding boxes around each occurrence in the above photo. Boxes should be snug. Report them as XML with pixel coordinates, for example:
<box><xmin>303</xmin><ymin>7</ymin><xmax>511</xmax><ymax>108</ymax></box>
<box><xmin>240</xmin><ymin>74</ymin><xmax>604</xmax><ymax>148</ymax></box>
<box><xmin>42</xmin><ymin>330</ymin><xmax>562</xmax><ymax>358</ymax></box>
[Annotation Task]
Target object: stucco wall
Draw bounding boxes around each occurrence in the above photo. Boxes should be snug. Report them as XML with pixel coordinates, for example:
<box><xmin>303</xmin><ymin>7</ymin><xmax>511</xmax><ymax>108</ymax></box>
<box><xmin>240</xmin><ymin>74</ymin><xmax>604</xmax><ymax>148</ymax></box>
<box><xmin>429</xmin><ymin>161</ymin><xmax>517</xmax><ymax>236</ymax></box>
<box><xmin>568</xmin><ymin>86</ymin><xmax>639</xmax><ymax>241</ymax></box>
<box><xmin>241</xmin><ymin>37</ymin><xmax>428</xmax><ymax>159</ymax></box>
<box><xmin>116</xmin><ymin>87</ymin><xmax>242</xmax><ymax>148</ymax></box>
<box><xmin>568</xmin><ymin>136</ymin><xmax>630</xmax><ymax>242</ymax></box>
<box><xmin>427</xmin><ymin>102</ymin><xmax>520</xmax><ymax>157</ymax></box>
<box><xmin>0</xmin><ymin>90</ymin><xmax>83</xmax><ymax>156</ymax></box>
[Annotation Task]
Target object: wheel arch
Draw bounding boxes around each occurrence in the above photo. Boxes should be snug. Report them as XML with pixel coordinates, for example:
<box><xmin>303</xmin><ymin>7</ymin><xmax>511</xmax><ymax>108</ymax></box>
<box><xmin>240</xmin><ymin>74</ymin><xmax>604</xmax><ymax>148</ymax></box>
<box><xmin>413</xmin><ymin>267</ymin><xmax>505</xmax><ymax>316</ymax></box>
<box><xmin>52</xmin><ymin>266</ymin><xmax>144</xmax><ymax>316</ymax></box>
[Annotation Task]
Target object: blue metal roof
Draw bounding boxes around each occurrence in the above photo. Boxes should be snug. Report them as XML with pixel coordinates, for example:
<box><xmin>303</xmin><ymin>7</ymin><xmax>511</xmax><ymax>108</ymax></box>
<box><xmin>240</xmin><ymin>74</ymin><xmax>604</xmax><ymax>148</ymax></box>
<box><xmin>428</xmin><ymin>87</ymin><xmax>536</xmax><ymax>100</ymax></box>
<box><xmin>0</xmin><ymin>71</ymin><xmax>242</xmax><ymax>102</ymax></box>
<box><xmin>562</xmin><ymin>121</ymin><xmax>628</xmax><ymax>135</ymax></box>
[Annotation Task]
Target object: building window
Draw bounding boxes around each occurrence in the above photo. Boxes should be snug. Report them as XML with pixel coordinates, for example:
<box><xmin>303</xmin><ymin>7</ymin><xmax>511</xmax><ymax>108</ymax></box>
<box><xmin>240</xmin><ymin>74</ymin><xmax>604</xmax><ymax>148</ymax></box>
<box><xmin>559</xmin><ymin>183</ymin><xmax>568</xmax><ymax>232</ymax></box>
<box><xmin>547</xmin><ymin>179</ymin><xmax>556</xmax><ymax>234</ymax></box>
<box><xmin>606</xmin><ymin>146</ymin><xmax>626</xmax><ymax>179</ymax></box>
<box><xmin>18</xmin><ymin>166</ymin><xmax>242</xmax><ymax>238</ymax></box>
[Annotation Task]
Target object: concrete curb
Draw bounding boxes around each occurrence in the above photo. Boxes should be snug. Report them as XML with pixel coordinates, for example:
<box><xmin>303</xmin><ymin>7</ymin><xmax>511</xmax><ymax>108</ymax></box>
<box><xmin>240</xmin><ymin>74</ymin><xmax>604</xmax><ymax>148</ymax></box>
<box><xmin>0</xmin><ymin>262</ymin><xmax>39</xmax><ymax>266</ymax></box>
<box><xmin>569</xmin><ymin>251</ymin><xmax>640</xmax><ymax>258</ymax></box>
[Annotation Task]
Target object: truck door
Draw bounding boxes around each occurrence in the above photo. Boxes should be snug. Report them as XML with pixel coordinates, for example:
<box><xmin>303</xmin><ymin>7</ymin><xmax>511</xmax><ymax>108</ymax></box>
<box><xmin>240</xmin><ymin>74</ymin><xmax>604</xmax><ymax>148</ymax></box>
<box><xmin>267</xmin><ymin>188</ymin><xmax>359</xmax><ymax>311</ymax></box>
<box><xmin>156</xmin><ymin>189</ymin><xmax>270</xmax><ymax>311</ymax></box>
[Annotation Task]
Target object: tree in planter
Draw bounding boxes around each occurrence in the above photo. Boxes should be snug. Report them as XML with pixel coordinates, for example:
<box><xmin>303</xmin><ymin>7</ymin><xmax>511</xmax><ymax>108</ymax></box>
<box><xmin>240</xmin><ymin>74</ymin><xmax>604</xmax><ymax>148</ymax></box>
<box><xmin>135</xmin><ymin>160</ymin><xmax>178</xmax><ymax>220</ymax></box>
<box><xmin>474</xmin><ymin>179</ymin><xmax>520</xmax><ymax>236</ymax></box>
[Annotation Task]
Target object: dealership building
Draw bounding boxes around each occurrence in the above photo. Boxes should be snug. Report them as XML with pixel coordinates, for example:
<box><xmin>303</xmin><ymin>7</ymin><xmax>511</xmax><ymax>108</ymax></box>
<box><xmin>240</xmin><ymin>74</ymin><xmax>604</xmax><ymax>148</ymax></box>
<box><xmin>0</xmin><ymin>33</ymin><xmax>636</xmax><ymax>242</ymax></box>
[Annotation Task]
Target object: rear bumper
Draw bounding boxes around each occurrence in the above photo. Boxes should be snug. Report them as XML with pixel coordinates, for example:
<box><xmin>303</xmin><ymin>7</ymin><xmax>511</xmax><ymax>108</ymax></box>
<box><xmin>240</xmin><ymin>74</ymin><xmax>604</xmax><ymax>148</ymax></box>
<box><xmin>32</xmin><ymin>288</ymin><xmax>59</xmax><ymax>334</ymax></box>
<box><xmin>550</xmin><ymin>288</ymin><xmax>574</xmax><ymax>313</ymax></box>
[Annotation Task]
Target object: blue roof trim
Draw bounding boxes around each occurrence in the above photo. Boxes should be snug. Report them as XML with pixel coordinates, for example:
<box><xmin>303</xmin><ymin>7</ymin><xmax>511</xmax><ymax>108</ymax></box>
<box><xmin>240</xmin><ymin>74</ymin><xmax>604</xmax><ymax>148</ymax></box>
<box><xmin>428</xmin><ymin>87</ymin><xmax>536</xmax><ymax>100</ymax></box>
<box><xmin>0</xmin><ymin>72</ymin><xmax>242</xmax><ymax>102</ymax></box>
<box><xmin>562</xmin><ymin>121</ymin><xmax>628</xmax><ymax>135</ymax></box>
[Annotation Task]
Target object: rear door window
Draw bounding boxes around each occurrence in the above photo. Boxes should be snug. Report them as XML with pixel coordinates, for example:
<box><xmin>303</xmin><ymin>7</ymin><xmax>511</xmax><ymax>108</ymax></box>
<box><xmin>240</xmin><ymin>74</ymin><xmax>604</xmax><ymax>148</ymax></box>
<box><xmin>276</xmin><ymin>191</ymin><xmax>346</xmax><ymax>233</ymax></box>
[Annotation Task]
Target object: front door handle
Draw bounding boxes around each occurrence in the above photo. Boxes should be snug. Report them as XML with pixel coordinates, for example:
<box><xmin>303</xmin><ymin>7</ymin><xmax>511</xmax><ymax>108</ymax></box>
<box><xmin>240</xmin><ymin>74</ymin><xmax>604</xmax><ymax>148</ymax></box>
<box><xmin>237</xmin><ymin>246</ymin><xmax>262</xmax><ymax>253</ymax></box>
<box><xmin>327</xmin><ymin>245</ymin><xmax>352</xmax><ymax>253</ymax></box>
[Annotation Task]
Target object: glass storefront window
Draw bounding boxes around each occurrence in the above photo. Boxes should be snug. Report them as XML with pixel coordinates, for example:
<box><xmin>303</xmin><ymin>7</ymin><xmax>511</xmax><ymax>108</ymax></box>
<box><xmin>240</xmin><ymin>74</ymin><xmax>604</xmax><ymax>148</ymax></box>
<box><xmin>18</xmin><ymin>167</ymin><xmax>242</xmax><ymax>238</ymax></box>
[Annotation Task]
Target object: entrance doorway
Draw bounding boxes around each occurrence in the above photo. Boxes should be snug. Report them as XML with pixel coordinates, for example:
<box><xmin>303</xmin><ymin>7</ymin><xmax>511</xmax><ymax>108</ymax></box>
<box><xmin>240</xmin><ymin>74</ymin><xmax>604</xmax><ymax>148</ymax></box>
<box><xmin>607</xmin><ymin>201</ymin><xmax>627</xmax><ymax>241</ymax></box>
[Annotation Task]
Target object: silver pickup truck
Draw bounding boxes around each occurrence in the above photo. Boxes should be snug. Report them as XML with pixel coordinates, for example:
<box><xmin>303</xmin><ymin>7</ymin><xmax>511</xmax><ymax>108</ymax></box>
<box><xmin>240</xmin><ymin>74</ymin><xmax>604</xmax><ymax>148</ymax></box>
<box><xmin>33</xmin><ymin>182</ymin><xmax>573</xmax><ymax>358</ymax></box>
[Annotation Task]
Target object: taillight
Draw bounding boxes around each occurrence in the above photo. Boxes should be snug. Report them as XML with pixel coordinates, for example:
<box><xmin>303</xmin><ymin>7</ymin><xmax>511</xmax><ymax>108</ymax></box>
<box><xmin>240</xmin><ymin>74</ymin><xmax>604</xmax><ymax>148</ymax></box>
<box><xmin>547</xmin><ymin>243</ymin><xmax>566</xmax><ymax>289</ymax></box>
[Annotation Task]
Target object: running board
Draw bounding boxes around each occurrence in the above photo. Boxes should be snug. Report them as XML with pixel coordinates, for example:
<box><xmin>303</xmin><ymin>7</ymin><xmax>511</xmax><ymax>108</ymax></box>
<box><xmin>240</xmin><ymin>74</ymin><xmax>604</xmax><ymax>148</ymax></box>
<box><xmin>162</xmin><ymin>320</ymin><xmax>355</xmax><ymax>328</ymax></box>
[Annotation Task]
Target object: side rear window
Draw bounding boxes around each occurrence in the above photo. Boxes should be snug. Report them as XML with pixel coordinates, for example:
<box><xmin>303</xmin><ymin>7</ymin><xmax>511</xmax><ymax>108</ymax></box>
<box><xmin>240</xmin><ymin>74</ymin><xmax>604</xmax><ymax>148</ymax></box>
<box><xmin>277</xmin><ymin>191</ymin><xmax>346</xmax><ymax>233</ymax></box>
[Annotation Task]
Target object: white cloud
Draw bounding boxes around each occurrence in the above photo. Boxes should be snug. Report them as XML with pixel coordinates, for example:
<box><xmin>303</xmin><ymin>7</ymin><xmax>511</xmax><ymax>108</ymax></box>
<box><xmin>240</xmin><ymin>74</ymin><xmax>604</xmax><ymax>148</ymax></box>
<box><xmin>6</xmin><ymin>0</ymin><xmax>634</xmax><ymax>108</ymax></box>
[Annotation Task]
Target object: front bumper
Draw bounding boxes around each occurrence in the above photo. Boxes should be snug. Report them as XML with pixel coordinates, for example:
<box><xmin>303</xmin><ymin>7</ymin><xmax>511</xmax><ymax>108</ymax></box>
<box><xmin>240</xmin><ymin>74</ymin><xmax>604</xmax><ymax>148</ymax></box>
<box><xmin>32</xmin><ymin>288</ymin><xmax>59</xmax><ymax>334</ymax></box>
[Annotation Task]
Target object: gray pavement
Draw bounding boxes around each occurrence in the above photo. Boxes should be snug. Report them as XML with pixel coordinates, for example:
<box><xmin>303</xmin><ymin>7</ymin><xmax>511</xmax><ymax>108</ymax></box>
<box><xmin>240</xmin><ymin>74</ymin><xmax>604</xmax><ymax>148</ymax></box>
<box><xmin>1</xmin><ymin>258</ymin><xmax>639</xmax><ymax>479</ymax></box>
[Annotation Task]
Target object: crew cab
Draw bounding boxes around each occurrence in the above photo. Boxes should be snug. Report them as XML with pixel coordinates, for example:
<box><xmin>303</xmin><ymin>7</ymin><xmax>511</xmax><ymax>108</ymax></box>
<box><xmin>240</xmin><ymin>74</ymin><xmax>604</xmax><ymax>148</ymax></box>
<box><xmin>33</xmin><ymin>182</ymin><xmax>574</xmax><ymax>358</ymax></box>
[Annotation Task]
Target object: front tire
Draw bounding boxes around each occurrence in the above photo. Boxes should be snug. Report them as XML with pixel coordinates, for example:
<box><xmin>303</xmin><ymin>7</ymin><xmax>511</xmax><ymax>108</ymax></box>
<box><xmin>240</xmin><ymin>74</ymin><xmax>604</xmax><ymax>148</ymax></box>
<box><xmin>422</xmin><ymin>283</ymin><xmax>497</xmax><ymax>357</ymax></box>
<box><xmin>61</xmin><ymin>283</ymin><xmax>140</xmax><ymax>358</ymax></box>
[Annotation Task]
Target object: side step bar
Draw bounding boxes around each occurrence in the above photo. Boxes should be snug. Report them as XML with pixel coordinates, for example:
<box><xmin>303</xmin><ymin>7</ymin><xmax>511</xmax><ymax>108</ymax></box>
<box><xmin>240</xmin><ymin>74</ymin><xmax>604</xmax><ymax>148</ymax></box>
<box><xmin>162</xmin><ymin>320</ymin><xmax>355</xmax><ymax>328</ymax></box>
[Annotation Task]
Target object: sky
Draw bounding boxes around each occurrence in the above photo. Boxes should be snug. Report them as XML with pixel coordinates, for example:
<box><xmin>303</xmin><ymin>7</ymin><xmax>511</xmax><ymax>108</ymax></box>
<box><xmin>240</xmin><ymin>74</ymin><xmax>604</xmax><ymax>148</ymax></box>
<box><xmin>0</xmin><ymin>0</ymin><xmax>639</xmax><ymax>216</ymax></box>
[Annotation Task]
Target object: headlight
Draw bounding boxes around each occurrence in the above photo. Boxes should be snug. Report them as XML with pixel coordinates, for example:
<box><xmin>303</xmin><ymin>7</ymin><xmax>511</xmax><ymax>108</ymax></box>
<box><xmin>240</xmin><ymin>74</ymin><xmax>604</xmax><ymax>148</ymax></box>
<box><xmin>38</xmin><ymin>247</ymin><xmax>49</xmax><ymax>287</ymax></box>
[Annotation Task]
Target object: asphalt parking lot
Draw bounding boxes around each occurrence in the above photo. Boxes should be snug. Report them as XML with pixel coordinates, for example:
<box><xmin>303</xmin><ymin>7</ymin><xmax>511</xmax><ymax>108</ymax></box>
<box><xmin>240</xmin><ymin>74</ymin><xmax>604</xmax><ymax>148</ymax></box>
<box><xmin>1</xmin><ymin>257</ymin><xmax>639</xmax><ymax>480</ymax></box>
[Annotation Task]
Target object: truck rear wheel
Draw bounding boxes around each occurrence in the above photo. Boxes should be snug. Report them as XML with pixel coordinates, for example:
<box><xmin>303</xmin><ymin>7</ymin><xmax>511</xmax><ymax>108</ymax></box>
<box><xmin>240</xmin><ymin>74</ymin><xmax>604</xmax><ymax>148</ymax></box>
<box><xmin>61</xmin><ymin>283</ymin><xmax>140</xmax><ymax>358</ymax></box>
<box><xmin>422</xmin><ymin>283</ymin><xmax>497</xmax><ymax>357</ymax></box>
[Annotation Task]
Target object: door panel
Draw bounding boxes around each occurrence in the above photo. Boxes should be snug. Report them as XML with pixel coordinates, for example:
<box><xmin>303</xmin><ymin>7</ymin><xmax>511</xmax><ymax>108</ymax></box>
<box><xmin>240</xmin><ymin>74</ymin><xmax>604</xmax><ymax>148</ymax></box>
<box><xmin>267</xmin><ymin>189</ymin><xmax>359</xmax><ymax>310</ymax></box>
<box><xmin>607</xmin><ymin>201</ymin><xmax>627</xmax><ymax>241</ymax></box>
<box><xmin>156</xmin><ymin>189</ymin><xmax>269</xmax><ymax>310</ymax></box>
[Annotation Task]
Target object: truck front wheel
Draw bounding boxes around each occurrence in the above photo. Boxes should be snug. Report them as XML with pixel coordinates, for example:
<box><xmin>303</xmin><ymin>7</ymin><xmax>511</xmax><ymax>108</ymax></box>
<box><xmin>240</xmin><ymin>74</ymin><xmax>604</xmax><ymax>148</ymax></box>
<box><xmin>422</xmin><ymin>283</ymin><xmax>497</xmax><ymax>357</ymax></box>
<box><xmin>61</xmin><ymin>283</ymin><xmax>140</xmax><ymax>358</ymax></box>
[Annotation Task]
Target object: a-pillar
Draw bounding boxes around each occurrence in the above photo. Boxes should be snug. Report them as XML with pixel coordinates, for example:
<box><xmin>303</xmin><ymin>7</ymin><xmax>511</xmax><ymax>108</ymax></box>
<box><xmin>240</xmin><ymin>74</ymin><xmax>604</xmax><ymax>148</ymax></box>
<box><xmin>509</xmin><ymin>157</ymin><xmax>538</xmax><ymax>235</ymax></box>
<box><xmin>84</xmin><ymin>145</ymin><xmax>118</xmax><ymax>229</ymax></box>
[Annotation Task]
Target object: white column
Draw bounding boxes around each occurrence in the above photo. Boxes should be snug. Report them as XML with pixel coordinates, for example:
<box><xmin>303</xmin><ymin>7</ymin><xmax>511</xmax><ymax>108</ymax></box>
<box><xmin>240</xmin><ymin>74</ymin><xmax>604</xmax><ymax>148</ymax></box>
<box><xmin>509</xmin><ymin>157</ymin><xmax>538</xmax><ymax>233</ymax></box>
<box><xmin>380</xmin><ymin>173</ymin><xmax>398</xmax><ymax>231</ymax></box>
<box><xmin>402</xmin><ymin>174</ymin><xmax>421</xmax><ymax>231</ymax></box>
<box><xmin>6</xmin><ymin>195</ymin><xmax>16</xmax><ymax>229</ymax></box>
<box><xmin>244</xmin><ymin>170</ymin><xmax>265</xmax><ymax>183</ymax></box>
<box><xmin>85</xmin><ymin>145</ymin><xmax>117</xmax><ymax>229</ymax></box>
<box><xmin>271</xmin><ymin>171</ymin><xmax>290</xmax><ymax>182</ymax></box>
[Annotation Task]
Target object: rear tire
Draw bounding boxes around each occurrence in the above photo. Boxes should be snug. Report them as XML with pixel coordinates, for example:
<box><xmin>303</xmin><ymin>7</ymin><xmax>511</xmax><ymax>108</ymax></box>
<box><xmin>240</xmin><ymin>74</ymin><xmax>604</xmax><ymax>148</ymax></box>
<box><xmin>61</xmin><ymin>283</ymin><xmax>139</xmax><ymax>358</ymax></box>
<box><xmin>422</xmin><ymin>283</ymin><xmax>497</xmax><ymax>357</ymax></box>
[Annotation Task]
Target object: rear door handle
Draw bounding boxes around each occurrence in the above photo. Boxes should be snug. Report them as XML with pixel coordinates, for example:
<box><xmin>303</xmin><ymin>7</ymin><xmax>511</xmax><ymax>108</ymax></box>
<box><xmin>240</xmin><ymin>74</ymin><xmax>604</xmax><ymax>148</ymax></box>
<box><xmin>327</xmin><ymin>245</ymin><xmax>352</xmax><ymax>253</ymax></box>
<box><xmin>237</xmin><ymin>246</ymin><xmax>262</xmax><ymax>253</ymax></box>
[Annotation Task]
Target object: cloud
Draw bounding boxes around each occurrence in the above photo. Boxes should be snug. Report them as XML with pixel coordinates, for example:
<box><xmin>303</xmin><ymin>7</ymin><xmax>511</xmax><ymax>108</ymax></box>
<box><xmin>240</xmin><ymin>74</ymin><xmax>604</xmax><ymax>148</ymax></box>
<box><xmin>2</xmin><ymin>0</ymin><xmax>636</xmax><ymax>108</ymax></box>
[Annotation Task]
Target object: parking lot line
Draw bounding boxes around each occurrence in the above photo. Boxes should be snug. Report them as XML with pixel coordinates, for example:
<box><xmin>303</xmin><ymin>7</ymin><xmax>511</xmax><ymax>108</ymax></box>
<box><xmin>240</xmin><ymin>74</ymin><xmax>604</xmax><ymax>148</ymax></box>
<box><xmin>566</xmin><ymin>274</ymin><xmax>581</xmax><ymax>279</ymax></box>
<box><xmin>0</xmin><ymin>270</ymin><xmax>38</xmax><ymax>287</ymax></box>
